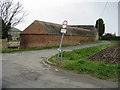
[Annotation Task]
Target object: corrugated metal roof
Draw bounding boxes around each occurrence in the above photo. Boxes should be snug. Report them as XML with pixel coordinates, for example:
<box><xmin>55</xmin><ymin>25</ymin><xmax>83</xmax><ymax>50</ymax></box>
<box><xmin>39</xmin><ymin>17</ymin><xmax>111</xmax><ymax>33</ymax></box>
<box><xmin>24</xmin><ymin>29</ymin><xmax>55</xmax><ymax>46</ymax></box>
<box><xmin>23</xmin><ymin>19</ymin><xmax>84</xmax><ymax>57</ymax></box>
<box><xmin>39</xmin><ymin>20</ymin><xmax>96</xmax><ymax>36</ymax></box>
<box><xmin>68</xmin><ymin>25</ymin><xmax>96</xmax><ymax>31</ymax></box>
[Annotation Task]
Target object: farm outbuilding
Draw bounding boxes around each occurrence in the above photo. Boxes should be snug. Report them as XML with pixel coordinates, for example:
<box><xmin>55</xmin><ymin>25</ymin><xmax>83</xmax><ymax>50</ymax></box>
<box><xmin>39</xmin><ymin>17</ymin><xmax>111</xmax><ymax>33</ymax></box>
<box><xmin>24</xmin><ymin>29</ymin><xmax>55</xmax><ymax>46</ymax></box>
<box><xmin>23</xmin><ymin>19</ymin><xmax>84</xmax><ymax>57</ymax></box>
<box><xmin>20</xmin><ymin>20</ymin><xmax>98</xmax><ymax>49</ymax></box>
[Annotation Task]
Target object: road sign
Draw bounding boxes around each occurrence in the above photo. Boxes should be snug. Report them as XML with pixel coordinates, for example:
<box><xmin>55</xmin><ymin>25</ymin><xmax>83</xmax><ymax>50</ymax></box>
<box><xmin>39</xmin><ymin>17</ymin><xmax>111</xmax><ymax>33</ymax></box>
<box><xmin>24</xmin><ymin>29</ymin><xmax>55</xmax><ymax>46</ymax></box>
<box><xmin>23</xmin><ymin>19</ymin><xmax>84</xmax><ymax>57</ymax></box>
<box><xmin>61</xmin><ymin>20</ymin><xmax>68</xmax><ymax>34</ymax></box>
<box><xmin>58</xmin><ymin>48</ymin><xmax>62</xmax><ymax>53</ymax></box>
<box><xmin>61</xmin><ymin>29</ymin><xmax>67</xmax><ymax>34</ymax></box>
<box><xmin>58</xmin><ymin>20</ymin><xmax>68</xmax><ymax>59</ymax></box>
<box><xmin>61</xmin><ymin>20</ymin><xmax>68</xmax><ymax>29</ymax></box>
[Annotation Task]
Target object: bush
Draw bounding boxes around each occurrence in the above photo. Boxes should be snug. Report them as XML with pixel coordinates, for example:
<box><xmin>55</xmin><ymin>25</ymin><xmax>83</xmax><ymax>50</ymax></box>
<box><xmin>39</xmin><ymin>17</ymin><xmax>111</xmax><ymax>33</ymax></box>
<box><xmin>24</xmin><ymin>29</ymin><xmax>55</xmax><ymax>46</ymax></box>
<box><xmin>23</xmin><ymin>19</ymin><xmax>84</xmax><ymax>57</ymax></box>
<box><xmin>100</xmin><ymin>36</ymin><xmax>120</xmax><ymax>40</ymax></box>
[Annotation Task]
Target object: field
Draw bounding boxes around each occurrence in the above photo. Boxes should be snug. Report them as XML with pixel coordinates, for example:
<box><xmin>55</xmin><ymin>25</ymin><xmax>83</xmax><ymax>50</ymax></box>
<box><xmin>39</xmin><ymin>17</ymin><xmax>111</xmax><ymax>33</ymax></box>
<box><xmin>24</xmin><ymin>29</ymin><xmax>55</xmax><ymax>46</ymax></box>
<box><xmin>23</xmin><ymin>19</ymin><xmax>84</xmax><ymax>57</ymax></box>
<box><xmin>88</xmin><ymin>41</ymin><xmax>119</xmax><ymax>64</ymax></box>
<box><xmin>49</xmin><ymin>41</ymin><xmax>119</xmax><ymax>81</ymax></box>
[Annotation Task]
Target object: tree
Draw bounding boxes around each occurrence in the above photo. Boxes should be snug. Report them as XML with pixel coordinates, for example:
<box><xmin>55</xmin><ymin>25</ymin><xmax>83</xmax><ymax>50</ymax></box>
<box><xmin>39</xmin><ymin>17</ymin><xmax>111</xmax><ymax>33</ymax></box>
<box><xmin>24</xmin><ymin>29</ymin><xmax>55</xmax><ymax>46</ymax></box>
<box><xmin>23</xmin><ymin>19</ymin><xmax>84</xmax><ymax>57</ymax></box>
<box><xmin>2</xmin><ymin>19</ymin><xmax>11</xmax><ymax>39</ymax></box>
<box><xmin>95</xmin><ymin>18</ymin><xmax>105</xmax><ymax>36</ymax></box>
<box><xmin>0</xmin><ymin>0</ymin><xmax>27</xmax><ymax>39</ymax></box>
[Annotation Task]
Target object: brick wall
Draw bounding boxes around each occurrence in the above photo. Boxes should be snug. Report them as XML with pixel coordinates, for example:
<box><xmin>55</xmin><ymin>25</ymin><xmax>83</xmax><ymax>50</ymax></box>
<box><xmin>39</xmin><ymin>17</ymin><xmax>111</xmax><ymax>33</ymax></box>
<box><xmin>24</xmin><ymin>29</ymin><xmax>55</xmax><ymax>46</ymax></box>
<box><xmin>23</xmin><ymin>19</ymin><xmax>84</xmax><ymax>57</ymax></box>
<box><xmin>20</xmin><ymin>34</ymin><xmax>96</xmax><ymax>49</ymax></box>
<box><xmin>21</xmin><ymin>20</ymin><xmax>48</xmax><ymax>34</ymax></box>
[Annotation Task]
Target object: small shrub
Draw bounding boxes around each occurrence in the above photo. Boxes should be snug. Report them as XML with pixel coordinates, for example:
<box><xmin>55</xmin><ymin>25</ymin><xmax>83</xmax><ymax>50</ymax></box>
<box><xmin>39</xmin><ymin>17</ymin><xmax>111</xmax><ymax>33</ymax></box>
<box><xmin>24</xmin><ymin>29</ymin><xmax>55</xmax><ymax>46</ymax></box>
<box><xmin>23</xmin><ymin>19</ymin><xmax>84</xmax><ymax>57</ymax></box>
<box><xmin>100</xmin><ymin>36</ymin><xmax>120</xmax><ymax>40</ymax></box>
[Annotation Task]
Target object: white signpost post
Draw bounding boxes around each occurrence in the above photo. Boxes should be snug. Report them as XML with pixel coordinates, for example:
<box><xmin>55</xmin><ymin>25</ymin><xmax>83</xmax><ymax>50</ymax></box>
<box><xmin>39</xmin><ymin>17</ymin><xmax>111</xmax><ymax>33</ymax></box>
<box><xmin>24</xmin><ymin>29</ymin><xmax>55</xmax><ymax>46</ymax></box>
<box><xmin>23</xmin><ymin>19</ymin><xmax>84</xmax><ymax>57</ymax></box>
<box><xmin>58</xmin><ymin>20</ymin><xmax>68</xmax><ymax>59</ymax></box>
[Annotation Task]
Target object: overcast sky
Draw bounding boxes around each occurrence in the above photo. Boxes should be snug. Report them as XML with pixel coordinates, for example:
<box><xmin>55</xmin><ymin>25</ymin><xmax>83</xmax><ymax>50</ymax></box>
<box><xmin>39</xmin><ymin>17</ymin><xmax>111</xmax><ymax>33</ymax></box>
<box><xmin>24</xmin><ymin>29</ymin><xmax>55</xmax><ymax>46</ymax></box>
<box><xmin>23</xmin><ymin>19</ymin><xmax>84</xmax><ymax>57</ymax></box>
<box><xmin>15</xmin><ymin>0</ymin><xmax>119</xmax><ymax>35</ymax></box>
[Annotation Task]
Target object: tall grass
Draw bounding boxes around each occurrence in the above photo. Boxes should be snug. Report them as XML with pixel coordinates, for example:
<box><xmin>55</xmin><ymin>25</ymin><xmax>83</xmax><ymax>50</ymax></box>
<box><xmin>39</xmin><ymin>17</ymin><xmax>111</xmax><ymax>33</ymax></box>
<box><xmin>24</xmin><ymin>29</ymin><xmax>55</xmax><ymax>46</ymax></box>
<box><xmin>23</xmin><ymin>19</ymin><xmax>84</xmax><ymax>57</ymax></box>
<box><xmin>49</xmin><ymin>41</ymin><xmax>119</xmax><ymax>81</ymax></box>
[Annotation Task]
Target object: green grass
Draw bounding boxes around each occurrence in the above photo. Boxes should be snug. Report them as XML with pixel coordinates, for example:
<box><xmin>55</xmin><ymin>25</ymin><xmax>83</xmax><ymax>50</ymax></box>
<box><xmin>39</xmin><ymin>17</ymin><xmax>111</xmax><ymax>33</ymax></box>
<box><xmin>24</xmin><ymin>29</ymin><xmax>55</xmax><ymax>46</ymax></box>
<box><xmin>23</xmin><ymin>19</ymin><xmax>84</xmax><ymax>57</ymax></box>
<box><xmin>2</xmin><ymin>41</ymin><xmax>101</xmax><ymax>53</ymax></box>
<box><xmin>2</xmin><ymin>46</ymin><xmax>55</xmax><ymax>53</ymax></box>
<box><xmin>49</xmin><ymin>41</ymin><xmax>119</xmax><ymax>81</ymax></box>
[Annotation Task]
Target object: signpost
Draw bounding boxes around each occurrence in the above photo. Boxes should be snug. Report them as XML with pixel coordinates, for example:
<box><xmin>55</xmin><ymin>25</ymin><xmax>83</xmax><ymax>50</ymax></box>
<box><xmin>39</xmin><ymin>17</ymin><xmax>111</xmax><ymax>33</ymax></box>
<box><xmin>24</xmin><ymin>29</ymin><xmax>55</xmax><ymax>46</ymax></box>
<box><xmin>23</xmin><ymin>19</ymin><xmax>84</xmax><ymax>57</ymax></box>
<box><xmin>58</xmin><ymin>20</ymin><xmax>68</xmax><ymax>59</ymax></box>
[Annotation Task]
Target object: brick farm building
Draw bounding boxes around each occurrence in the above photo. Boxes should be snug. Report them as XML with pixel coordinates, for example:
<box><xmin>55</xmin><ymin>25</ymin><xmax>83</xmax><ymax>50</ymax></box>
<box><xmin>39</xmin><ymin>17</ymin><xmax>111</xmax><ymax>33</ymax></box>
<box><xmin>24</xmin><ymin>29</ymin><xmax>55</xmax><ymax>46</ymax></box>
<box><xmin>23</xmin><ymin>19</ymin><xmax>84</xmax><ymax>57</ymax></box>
<box><xmin>20</xmin><ymin>20</ymin><xmax>98</xmax><ymax>49</ymax></box>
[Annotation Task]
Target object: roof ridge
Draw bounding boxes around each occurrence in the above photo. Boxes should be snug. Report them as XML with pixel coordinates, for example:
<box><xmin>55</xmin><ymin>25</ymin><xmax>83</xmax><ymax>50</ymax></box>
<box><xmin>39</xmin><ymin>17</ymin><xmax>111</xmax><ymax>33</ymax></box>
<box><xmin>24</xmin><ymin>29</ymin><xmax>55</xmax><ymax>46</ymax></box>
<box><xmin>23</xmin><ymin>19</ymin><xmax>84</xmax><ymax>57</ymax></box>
<box><xmin>34</xmin><ymin>20</ymin><xmax>60</xmax><ymax>26</ymax></box>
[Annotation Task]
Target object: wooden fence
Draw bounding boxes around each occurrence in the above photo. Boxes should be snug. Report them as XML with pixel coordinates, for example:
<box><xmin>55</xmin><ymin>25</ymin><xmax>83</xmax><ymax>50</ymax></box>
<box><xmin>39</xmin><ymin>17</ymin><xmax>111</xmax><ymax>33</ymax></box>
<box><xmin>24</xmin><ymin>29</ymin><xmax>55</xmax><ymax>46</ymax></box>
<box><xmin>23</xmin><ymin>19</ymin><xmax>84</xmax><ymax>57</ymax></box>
<box><xmin>0</xmin><ymin>39</ymin><xmax>8</xmax><ymax>49</ymax></box>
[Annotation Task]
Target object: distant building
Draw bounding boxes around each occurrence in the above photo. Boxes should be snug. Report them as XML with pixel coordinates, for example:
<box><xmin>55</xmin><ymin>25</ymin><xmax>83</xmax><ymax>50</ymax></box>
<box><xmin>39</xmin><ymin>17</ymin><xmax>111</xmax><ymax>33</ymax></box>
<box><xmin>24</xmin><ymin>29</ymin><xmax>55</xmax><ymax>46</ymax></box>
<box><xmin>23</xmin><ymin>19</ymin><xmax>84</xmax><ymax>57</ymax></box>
<box><xmin>112</xmin><ymin>33</ymin><xmax>116</xmax><ymax>36</ymax></box>
<box><xmin>20</xmin><ymin>20</ymin><xmax>98</xmax><ymax>49</ymax></box>
<box><xmin>8</xmin><ymin>27</ymin><xmax>21</xmax><ymax>40</ymax></box>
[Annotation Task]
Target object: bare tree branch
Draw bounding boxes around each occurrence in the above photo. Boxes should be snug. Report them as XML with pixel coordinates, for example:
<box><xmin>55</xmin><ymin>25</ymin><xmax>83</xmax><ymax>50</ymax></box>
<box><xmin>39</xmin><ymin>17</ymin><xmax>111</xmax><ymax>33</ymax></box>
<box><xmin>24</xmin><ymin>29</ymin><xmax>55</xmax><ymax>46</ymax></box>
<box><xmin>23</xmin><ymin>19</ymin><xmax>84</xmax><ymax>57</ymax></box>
<box><xmin>0</xmin><ymin>0</ymin><xmax>27</xmax><ymax>39</ymax></box>
<box><xmin>0</xmin><ymin>0</ymin><xmax>27</xmax><ymax>26</ymax></box>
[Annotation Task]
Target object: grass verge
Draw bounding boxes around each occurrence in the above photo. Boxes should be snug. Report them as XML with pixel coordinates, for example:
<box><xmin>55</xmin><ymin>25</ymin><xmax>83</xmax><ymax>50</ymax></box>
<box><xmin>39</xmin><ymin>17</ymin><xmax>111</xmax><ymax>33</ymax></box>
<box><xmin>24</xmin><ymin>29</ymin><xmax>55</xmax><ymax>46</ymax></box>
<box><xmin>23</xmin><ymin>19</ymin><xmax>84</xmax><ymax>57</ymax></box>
<box><xmin>2</xmin><ymin>41</ymin><xmax>101</xmax><ymax>53</ymax></box>
<box><xmin>49</xmin><ymin>41</ymin><xmax>119</xmax><ymax>81</ymax></box>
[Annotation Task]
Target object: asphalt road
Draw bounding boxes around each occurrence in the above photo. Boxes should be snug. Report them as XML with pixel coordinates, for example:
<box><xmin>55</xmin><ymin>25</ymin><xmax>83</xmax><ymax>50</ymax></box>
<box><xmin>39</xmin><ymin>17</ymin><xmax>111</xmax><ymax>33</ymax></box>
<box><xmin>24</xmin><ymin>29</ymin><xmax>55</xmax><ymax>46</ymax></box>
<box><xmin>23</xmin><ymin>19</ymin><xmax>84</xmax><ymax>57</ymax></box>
<box><xmin>2</xmin><ymin>41</ymin><xmax>118</xmax><ymax>88</ymax></box>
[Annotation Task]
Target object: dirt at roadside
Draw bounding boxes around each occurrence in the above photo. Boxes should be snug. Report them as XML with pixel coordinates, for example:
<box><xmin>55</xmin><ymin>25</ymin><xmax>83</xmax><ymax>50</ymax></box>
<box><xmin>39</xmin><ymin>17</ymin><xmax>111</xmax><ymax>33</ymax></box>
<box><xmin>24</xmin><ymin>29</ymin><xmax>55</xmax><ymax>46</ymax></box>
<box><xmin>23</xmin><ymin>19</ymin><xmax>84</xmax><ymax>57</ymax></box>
<box><xmin>88</xmin><ymin>41</ymin><xmax>119</xmax><ymax>64</ymax></box>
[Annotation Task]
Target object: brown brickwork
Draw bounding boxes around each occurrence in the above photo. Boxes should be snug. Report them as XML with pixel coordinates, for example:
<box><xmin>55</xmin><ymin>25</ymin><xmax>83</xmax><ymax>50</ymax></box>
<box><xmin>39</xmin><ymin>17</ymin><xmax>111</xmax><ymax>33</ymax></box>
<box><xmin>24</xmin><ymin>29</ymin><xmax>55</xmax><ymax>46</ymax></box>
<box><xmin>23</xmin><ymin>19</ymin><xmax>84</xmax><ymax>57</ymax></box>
<box><xmin>21</xmin><ymin>20</ymin><xmax>48</xmax><ymax>34</ymax></box>
<box><xmin>20</xmin><ymin>20</ymin><xmax>98</xmax><ymax>49</ymax></box>
<box><xmin>20</xmin><ymin>34</ymin><xmax>96</xmax><ymax>49</ymax></box>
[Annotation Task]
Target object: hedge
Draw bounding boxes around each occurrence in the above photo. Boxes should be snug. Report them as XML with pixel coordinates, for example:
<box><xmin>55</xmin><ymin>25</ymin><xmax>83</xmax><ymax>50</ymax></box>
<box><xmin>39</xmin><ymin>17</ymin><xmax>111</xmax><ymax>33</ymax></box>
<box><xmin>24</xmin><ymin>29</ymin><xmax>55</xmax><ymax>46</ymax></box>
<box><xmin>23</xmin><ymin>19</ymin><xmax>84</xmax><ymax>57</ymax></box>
<box><xmin>100</xmin><ymin>36</ymin><xmax>120</xmax><ymax>40</ymax></box>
